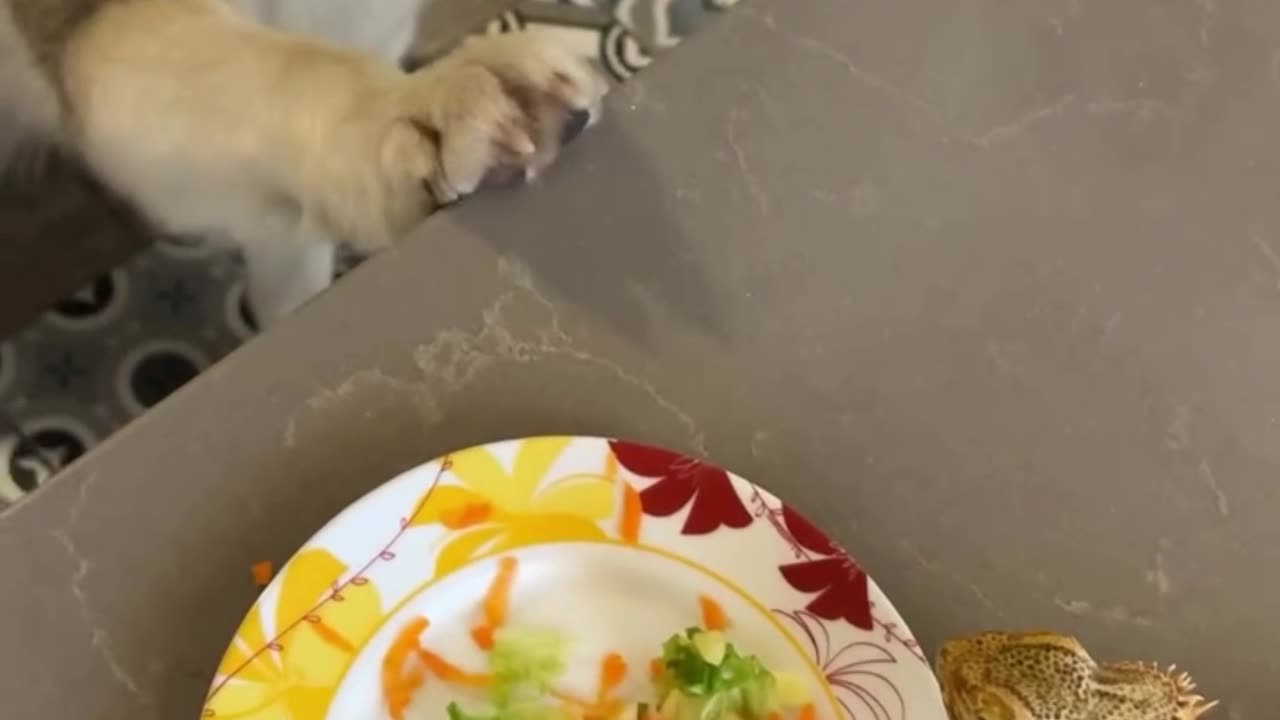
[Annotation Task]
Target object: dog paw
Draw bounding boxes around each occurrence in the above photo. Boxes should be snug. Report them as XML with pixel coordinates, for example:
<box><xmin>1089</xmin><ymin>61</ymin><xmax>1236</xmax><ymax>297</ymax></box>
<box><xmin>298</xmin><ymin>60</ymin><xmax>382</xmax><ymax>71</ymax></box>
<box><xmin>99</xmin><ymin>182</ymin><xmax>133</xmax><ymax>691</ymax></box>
<box><xmin>384</xmin><ymin>31</ymin><xmax>605</xmax><ymax>208</ymax></box>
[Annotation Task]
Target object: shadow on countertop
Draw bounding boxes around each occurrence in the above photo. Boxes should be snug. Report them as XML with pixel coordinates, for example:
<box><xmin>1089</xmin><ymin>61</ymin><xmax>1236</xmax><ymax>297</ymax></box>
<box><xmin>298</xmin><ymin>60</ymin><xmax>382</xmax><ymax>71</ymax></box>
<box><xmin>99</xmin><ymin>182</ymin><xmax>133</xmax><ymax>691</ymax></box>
<box><xmin>454</xmin><ymin>117</ymin><xmax>729</xmax><ymax>347</ymax></box>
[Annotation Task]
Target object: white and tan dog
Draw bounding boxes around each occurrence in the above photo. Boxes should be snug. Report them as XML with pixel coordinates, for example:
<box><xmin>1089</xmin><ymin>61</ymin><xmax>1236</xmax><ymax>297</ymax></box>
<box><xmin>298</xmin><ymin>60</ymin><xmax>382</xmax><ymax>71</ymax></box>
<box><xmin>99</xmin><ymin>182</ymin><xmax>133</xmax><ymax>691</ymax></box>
<box><xmin>0</xmin><ymin>0</ymin><xmax>603</xmax><ymax>323</ymax></box>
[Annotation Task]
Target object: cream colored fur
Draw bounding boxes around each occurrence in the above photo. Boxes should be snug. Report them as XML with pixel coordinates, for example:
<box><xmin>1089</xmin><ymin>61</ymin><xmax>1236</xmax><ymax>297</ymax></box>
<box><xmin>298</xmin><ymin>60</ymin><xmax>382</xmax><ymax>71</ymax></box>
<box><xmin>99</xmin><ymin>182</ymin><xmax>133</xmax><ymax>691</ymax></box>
<box><xmin>2</xmin><ymin>0</ymin><xmax>602</xmax><ymax>323</ymax></box>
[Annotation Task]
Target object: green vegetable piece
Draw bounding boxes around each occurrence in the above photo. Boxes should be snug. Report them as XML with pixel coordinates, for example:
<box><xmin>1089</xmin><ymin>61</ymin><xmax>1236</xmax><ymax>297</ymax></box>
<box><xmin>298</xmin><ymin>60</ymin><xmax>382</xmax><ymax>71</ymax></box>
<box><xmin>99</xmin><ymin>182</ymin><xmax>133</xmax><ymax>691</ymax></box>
<box><xmin>448</xmin><ymin>702</ymin><xmax>498</xmax><ymax>720</ymax></box>
<box><xmin>489</xmin><ymin>626</ymin><xmax>568</xmax><ymax>704</ymax></box>
<box><xmin>445</xmin><ymin>626</ymin><xmax>570</xmax><ymax>720</ymax></box>
<box><xmin>658</xmin><ymin>630</ymin><xmax>781</xmax><ymax>720</ymax></box>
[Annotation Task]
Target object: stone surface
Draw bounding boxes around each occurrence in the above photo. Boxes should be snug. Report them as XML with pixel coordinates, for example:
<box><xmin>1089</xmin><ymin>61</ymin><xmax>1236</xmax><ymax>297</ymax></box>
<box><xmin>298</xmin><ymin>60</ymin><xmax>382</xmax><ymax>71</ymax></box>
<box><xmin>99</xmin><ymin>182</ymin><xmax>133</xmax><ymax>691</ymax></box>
<box><xmin>3</xmin><ymin>0</ymin><xmax>1278</xmax><ymax>717</ymax></box>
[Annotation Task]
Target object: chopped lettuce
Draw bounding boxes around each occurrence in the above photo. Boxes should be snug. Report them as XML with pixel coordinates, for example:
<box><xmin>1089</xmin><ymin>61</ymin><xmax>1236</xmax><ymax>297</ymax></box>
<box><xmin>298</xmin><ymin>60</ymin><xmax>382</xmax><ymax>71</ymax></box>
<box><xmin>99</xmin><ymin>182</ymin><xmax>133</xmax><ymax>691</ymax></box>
<box><xmin>490</xmin><ymin>626</ymin><xmax>568</xmax><ymax>704</ymax></box>
<box><xmin>656</xmin><ymin>629</ymin><xmax>780</xmax><ymax>720</ymax></box>
<box><xmin>444</xmin><ymin>626</ymin><xmax>570</xmax><ymax>720</ymax></box>
<box><xmin>443</xmin><ymin>625</ymin><xmax>796</xmax><ymax>720</ymax></box>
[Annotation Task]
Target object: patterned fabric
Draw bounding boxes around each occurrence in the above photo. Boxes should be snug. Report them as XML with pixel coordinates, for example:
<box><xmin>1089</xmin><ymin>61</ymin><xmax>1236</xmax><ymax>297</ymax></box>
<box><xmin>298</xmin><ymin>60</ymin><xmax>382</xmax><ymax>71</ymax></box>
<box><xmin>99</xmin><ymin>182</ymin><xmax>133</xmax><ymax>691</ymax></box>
<box><xmin>0</xmin><ymin>0</ymin><xmax>737</xmax><ymax>507</ymax></box>
<box><xmin>482</xmin><ymin>0</ymin><xmax>739</xmax><ymax>82</ymax></box>
<box><xmin>0</xmin><ymin>239</ymin><xmax>255</xmax><ymax>504</ymax></box>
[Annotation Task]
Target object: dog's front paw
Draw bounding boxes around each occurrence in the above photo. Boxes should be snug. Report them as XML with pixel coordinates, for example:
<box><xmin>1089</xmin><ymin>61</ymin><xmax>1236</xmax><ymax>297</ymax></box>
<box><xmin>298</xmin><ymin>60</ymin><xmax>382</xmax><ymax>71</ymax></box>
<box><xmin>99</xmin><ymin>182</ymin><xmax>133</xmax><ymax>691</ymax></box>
<box><xmin>384</xmin><ymin>32</ymin><xmax>605</xmax><ymax>208</ymax></box>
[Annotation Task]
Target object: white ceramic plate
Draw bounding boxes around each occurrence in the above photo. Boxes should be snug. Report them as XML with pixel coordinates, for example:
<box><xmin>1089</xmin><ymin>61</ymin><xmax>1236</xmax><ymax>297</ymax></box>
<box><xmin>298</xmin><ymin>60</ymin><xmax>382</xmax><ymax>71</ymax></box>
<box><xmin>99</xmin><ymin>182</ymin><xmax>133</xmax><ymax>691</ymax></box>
<box><xmin>202</xmin><ymin>436</ymin><xmax>945</xmax><ymax>720</ymax></box>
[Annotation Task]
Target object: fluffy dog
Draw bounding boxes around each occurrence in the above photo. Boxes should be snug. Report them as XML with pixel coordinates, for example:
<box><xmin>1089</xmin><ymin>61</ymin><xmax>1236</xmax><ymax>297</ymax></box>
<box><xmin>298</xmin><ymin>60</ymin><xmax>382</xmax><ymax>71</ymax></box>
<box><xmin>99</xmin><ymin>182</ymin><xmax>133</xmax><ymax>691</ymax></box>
<box><xmin>1</xmin><ymin>0</ymin><xmax>603</xmax><ymax>322</ymax></box>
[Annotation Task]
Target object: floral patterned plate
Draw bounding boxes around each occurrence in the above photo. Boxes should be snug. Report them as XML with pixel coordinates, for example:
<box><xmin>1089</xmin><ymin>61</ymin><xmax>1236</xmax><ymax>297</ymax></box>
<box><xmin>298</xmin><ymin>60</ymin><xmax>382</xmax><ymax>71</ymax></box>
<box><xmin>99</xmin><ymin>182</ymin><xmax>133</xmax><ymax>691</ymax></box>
<box><xmin>202</xmin><ymin>436</ymin><xmax>946</xmax><ymax>720</ymax></box>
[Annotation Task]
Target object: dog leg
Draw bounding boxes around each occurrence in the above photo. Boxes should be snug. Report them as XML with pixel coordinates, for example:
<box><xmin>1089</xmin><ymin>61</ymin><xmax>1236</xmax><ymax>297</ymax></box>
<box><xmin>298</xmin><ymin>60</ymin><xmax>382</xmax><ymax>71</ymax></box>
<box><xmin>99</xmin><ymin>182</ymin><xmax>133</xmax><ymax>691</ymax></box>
<box><xmin>243</xmin><ymin>239</ymin><xmax>336</xmax><ymax>326</ymax></box>
<box><xmin>61</xmin><ymin>0</ymin><xmax>603</xmax><ymax>258</ymax></box>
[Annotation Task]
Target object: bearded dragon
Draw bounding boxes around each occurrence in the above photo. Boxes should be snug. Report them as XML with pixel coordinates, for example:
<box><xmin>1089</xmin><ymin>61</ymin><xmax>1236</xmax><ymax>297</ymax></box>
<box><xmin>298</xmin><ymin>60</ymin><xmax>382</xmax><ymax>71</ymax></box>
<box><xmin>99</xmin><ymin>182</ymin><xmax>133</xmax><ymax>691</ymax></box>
<box><xmin>935</xmin><ymin>631</ymin><xmax>1219</xmax><ymax>720</ymax></box>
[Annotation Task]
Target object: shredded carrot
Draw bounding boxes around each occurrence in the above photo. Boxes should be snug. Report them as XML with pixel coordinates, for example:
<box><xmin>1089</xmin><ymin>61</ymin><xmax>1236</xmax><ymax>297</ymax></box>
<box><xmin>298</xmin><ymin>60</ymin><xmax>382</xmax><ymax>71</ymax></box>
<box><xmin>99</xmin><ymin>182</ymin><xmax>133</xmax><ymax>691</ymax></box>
<box><xmin>698</xmin><ymin>594</ymin><xmax>729</xmax><ymax>631</ymax></box>
<box><xmin>482</xmin><ymin>556</ymin><xmax>519</xmax><ymax>628</ymax></box>
<box><xmin>551</xmin><ymin>689</ymin><xmax>595</xmax><ymax>707</ymax></box>
<box><xmin>597</xmin><ymin>653</ymin><xmax>627</xmax><ymax>701</ymax></box>
<box><xmin>441</xmin><ymin>501</ymin><xmax>494</xmax><ymax>529</ymax></box>
<box><xmin>619</xmin><ymin>484</ymin><xmax>643</xmax><ymax>543</ymax></box>
<box><xmin>384</xmin><ymin>665</ymin><xmax>425</xmax><ymax>720</ymax></box>
<box><xmin>250</xmin><ymin>561</ymin><xmax>274</xmax><ymax>588</ymax></box>
<box><xmin>470</xmin><ymin>623</ymin><xmax>495</xmax><ymax>650</ymax></box>
<box><xmin>467</xmin><ymin>556</ymin><xmax>519</xmax><ymax>649</ymax></box>
<box><xmin>649</xmin><ymin>658</ymin><xmax>664</xmax><ymax>680</ymax></box>
<box><xmin>416</xmin><ymin>647</ymin><xmax>493</xmax><ymax>687</ymax></box>
<box><xmin>384</xmin><ymin>617</ymin><xmax>429</xmax><ymax>672</ymax></box>
<box><xmin>552</xmin><ymin>689</ymin><xmax>624</xmax><ymax>720</ymax></box>
<box><xmin>382</xmin><ymin>617</ymin><xmax>430</xmax><ymax>720</ymax></box>
<box><xmin>796</xmin><ymin>703</ymin><xmax>816</xmax><ymax>720</ymax></box>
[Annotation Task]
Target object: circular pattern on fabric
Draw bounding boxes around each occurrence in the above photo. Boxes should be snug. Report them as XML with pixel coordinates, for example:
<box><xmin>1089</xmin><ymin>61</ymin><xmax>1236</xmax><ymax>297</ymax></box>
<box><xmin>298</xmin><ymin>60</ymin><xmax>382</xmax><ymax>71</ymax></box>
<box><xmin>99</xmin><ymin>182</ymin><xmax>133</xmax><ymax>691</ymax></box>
<box><xmin>600</xmin><ymin>23</ymin><xmax>651</xmax><ymax>82</ymax></box>
<box><xmin>223</xmin><ymin>281</ymin><xmax>259</xmax><ymax>341</ymax></box>
<box><xmin>0</xmin><ymin>434</ymin><xmax>45</xmax><ymax>504</ymax></box>
<box><xmin>23</xmin><ymin>416</ymin><xmax>94</xmax><ymax>469</ymax></box>
<box><xmin>45</xmin><ymin>270</ymin><xmax>129</xmax><ymax>330</ymax></box>
<box><xmin>0</xmin><ymin>416</ymin><xmax>97</xmax><ymax>504</ymax></box>
<box><xmin>115</xmin><ymin>340</ymin><xmax>209</xmax><ymax>416</ymax></box>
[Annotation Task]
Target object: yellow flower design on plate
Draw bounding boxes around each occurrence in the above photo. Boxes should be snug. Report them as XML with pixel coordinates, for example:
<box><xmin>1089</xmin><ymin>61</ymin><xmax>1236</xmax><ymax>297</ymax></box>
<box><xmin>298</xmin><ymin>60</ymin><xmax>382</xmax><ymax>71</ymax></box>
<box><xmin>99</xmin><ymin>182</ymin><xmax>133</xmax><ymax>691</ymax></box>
<box><xmin>414</xmin><ymin>437</ymin><xmax>616</xmax><ymax>576</ymax></box>
<box><xmin>205</xmin><ymin>549</ymin><xmax>381</xmax><ymax>719</ymax></box>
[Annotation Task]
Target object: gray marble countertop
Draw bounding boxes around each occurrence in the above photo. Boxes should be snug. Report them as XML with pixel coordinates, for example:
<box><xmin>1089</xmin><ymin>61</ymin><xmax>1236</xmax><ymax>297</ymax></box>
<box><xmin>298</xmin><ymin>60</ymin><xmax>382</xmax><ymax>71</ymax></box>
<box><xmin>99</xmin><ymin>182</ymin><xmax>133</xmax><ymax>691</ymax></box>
<box><xmin>3</xmin><ymin>0</ymin><xmax>1277</xmax><ymax>717</ymax></box>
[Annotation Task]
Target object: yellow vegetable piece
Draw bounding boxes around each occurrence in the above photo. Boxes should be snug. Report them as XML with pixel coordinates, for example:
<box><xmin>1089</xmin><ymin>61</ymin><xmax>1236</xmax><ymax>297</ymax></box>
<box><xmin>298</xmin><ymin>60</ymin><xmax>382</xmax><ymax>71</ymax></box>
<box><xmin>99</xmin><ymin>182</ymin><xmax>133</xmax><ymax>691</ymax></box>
<box><xmin>774</xmin><ymin>671</ymin><xmax>809</xmax><ymax>707</ymax></box>
<box><xmin>660</xmin><ymin>690</ymin><xmax>683</xmax><ymax>720</ymax></box>
<box><xmin>692</xmin><ymin>630</ymin><xmax>727</xmax><ymax>666</ymax></box>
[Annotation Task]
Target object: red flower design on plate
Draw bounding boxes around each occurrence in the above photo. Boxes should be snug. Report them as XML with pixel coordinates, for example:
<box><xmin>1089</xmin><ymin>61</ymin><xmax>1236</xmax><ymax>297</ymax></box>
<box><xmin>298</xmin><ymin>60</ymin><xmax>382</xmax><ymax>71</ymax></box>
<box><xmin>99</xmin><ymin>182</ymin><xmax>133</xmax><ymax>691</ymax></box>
<box><xmin>608</xmin><ymin>440</ymin><xmax>752</xmax><ymax>535</ymax></box>
<box><xmin>778</xmin><ymin>506</ymin><xmax>873</xmax><ymax>630</ymax></box>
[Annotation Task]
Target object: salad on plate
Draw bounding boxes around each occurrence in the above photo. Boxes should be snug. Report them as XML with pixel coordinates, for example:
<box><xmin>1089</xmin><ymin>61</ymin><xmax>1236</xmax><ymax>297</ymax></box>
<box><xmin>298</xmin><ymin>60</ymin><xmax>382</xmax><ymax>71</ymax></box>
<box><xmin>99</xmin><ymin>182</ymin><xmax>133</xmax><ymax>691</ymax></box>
<box><xmin>382</xmin><ymin>556</ymin><xmax>816</xmax><ymax>720</ymax></box>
